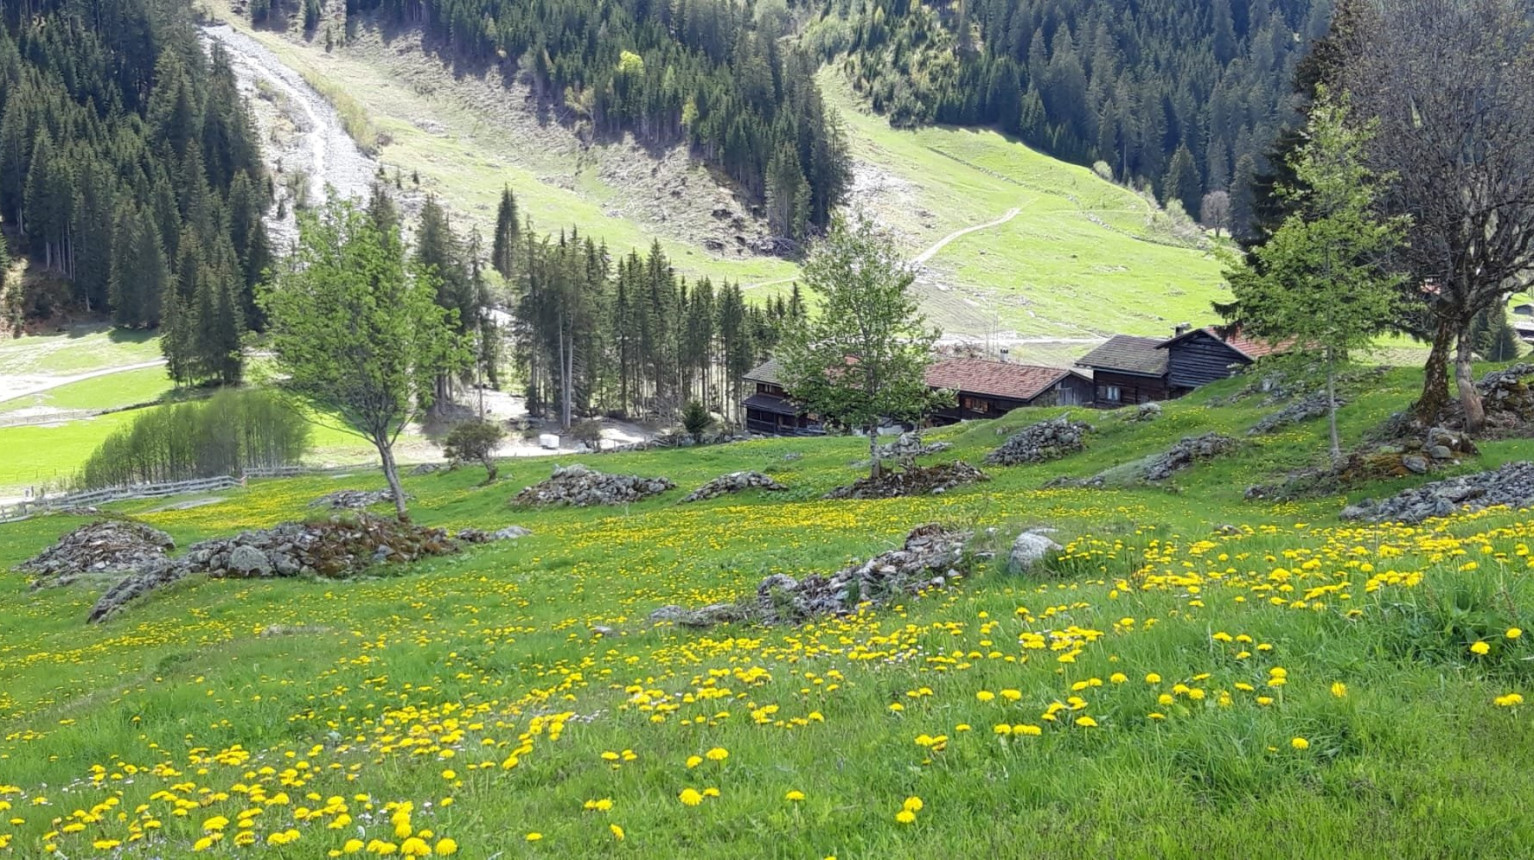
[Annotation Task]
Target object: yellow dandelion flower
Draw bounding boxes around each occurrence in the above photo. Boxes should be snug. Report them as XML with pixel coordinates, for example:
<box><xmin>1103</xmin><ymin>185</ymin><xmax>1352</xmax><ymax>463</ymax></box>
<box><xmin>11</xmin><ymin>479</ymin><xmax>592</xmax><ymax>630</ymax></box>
<box><xmin>1291</xmin><ymin>737</ymin><xmax>1310</xmax><ymax>751</ymax></box>
<box><xmin>1471</xmin><ymin>641</ymin><xmax>1491</xmax><ymax>655</ymax></box>
<box><xmin>895</xmin><ymin>810</ymin><xmax>916</xmax><ymax>824</ymax></box>
<box><xmin>785</xmin><ymin>790</ymin><xmax>805</xmax><ymax>802</ymax></box>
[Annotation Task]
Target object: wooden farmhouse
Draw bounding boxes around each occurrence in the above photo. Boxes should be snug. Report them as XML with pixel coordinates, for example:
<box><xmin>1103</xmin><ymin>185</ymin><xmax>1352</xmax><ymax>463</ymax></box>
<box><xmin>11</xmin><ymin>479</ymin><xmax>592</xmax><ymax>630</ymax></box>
<box><xmin>741</xmin><ymin>356</ymin><xmax>1091</xmax><ymax>435</ymax></box>
<box><xmin>742</xmin><ymin>359</ymin><xmax>822</xmax><ymax>436</ymax></box>
<box><xmin>1075</xmin><ymin>326</ymin><xmax>1282</xmax><ymax>407</ymax></box>
<box><xmin>923</xmin><ymin>358</ymin><xmax>1094</xmax><ymax>424</ymax></box>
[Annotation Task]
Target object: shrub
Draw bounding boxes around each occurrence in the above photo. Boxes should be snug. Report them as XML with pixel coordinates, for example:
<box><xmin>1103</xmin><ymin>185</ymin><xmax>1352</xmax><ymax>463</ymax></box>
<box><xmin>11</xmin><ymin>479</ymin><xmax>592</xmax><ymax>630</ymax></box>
<box><xmin>443</xmin><ymin>420</ymin><xmax>505</xmax><ymax>484</ymax></box>
<box><xmin>75</xmin><ymin>389</ymin><xmax>311</xmax><ymax>489</ymax></box>
<box><xmin>681</xmin><ymin>400</ymin><xmax>714</xmax><ymax>444</ymax></box>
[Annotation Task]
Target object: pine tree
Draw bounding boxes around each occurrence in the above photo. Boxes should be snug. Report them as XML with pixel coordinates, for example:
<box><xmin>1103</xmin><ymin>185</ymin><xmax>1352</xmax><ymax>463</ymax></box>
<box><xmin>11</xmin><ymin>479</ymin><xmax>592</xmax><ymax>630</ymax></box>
<box><xmin>491</xmin><ymin>186</ymin><xmax>518</xmax><ymax>280</ymax></box>
<box><xmin>1162</xmin><ymin>144</ymin><xmax>1200</xmax><ymax>215</ymax></box>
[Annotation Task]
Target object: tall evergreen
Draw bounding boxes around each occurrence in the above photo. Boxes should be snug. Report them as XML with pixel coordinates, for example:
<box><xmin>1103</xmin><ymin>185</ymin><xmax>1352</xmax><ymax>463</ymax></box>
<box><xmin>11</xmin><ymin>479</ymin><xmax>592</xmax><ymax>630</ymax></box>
<box><xmin>491</xmin><ymin>186</ymin><xmax>518</xmax><ymax>281</ymax></box>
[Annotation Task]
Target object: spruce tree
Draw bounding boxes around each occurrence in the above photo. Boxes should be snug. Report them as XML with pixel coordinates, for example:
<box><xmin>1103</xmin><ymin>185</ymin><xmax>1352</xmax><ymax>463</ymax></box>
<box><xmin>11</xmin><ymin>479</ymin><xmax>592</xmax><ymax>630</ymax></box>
<box><xmin>491</xmin><ymin>186</ymin><xmax>518</xmax><ymax>280</ymax></box>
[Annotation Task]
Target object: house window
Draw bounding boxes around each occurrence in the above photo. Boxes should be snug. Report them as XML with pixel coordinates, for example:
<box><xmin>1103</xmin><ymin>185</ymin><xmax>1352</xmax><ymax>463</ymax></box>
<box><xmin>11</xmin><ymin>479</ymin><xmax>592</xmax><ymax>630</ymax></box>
<box><xmin>962</xmin><ymin>396</ymin><xmax>991</xmax><ymax>414</ymax></box>
<box><xmin>1099</xmin><ymin>384</ymin><xmax>1122</xmax><ymax>403</ymax></box>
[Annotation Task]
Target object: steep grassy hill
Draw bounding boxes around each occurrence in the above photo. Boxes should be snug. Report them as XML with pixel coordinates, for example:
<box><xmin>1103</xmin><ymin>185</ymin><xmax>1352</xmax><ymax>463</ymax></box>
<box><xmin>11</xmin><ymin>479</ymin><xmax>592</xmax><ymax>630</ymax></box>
<box><xmin>3</xmin><ymin>364</ymin><xmax>1534</xmax><ymax>856</ymax></box>
<box><xmin>201</xmin><ymin>3</ymin><xmax>1229</xmax><ymax>348</ymax></box>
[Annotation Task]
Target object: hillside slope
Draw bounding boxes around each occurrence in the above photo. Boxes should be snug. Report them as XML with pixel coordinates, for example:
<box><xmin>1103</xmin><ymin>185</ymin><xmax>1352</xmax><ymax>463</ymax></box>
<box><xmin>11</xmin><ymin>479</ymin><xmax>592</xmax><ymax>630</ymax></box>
<box><xmin>3</xmin><ymin>365</ymin><xmax>1534</xmax><ymax>856</ymax></box>
<box><xmin>202</xmin><ymin>7</ymin><xmax>1229</xmax><ymax>351</ymax></box>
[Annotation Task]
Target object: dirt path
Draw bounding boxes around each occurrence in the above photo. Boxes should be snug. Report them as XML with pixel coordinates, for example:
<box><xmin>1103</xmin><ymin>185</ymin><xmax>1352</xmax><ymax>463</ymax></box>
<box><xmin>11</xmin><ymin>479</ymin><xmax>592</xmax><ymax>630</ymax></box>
<box><xmin>0</xmin><ymin>360</ymin><xmax>167</xmax><ymax>405</ymax></box>
<box><xmin>201</xmin><ymin>23</ymin><xmax>377</xmax><ymax>244</ymax></box>
<box><xmin>912</xmin><ymin>207</ymin><xmax>1021</xmax><ymax>265</ymax></box>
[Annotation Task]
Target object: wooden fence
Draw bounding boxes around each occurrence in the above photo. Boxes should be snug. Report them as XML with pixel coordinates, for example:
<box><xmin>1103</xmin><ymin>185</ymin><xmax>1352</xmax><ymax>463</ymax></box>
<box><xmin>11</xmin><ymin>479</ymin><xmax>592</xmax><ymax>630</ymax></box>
<box><xmin>0</xmin><ymin>466</ymin><xmax>313</xmax><ymax>523</ymax></box>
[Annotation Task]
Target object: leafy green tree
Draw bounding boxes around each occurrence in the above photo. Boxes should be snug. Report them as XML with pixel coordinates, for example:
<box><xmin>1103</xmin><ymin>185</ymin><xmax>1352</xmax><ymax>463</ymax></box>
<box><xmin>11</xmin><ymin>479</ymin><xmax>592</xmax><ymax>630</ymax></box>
<box><xmin>1224</xmin><ymin>92</ymin><xmax>1406</xmax><ymax>467</ymax></box>
<box><xmin>261</xmin><ymin>198</ymin><xmax>470</xmax><ymax>520</ymax></box>
<box><xmin>779</xmin><ymin>212</ymin><xmax>949</xmax><ymax>478</ymax></box>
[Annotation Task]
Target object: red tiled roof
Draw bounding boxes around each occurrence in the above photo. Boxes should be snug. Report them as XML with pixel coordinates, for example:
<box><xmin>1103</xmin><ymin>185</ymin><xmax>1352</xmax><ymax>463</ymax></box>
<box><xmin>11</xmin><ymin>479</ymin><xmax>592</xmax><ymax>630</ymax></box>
<box><xmin>1157</xmin><ymin>326</ymin><xmax>1288</xmax><ymax>360</ymax></box>
<box><xmin>1209</xmin><ymin>327</ymin><xmax>1286</xmax><ymax>359</ymax></box>
<box><xmin>924</xmin><ymin>359</ymin><xmax>1078</xmax><ymax>402</ymax></box>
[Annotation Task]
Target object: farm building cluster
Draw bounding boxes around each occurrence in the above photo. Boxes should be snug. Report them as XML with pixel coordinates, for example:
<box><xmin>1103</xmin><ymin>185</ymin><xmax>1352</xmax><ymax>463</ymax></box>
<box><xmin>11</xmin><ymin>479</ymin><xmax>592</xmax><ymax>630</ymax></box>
<box><xmin>743</xmin><ymin>325</ymin><xmax>1280</xmax><ymax>435</ymax></box>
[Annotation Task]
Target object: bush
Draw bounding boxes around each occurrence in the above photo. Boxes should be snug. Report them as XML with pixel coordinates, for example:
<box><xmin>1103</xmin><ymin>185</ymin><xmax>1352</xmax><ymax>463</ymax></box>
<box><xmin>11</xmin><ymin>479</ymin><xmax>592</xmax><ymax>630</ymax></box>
<box><xmin>569</xmin><ymin>420</ymin><xmax>603</xmax><ymax>447</ymax></box>
<box><xmin>75</xmin><ymin>389</ymin><xmax>311</xmax><ymax>489</ymax></box>
<box><xmin>443</xmin><ymin>420</ymin><xmax>505</xmax><ymax>484</ymax></box>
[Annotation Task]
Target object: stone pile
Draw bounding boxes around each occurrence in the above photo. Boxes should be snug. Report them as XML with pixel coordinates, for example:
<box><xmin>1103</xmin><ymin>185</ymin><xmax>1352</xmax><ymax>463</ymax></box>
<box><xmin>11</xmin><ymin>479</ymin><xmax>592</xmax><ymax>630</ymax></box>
<box><xmin>823</xmin><ymin>461</ymin><xmax>989</xmax><ymax>499</ymax></box>
<box><xmin>1250</xmin><ymin>392</ymin><xmax>1344</xmax><ymax>435</ymax></box>
<box><xmin>16</xmin><ymin>520</ymin><xmax>175</xmax><ymax>588</ymax></box>
<box><xmin>1340</xmin><ymin>461</ymin><xmax>1534</xmax><ymax>524</ymax></box>
<box><xmin>985</xmin><ymin>415</ymin><xmax>1092</xmax><ymax>466</ymax></box>
<box><xmin>456</xmin><ymin>525</ymin><xmax>533</xmax><ymax>543</ymax></box>
<box><xmin>681</xmin><ymin>471</ymin><xmax>788</xmax><ymax>503</ymax></box>
<box><xmin>1144</xmin><ymin>433</ymin><xmax>1239</xmax><ymax>481</ymax></box>
<box><xmin>874</xmin><ymin>432</ymin><xmax>951</xmax><ymax>465</ymax></box>
<box><xmin>648</xmin><ymin>524</ymin><xmax>971</xmax><ymax>629</ymax></box>
<box><xmin>310</xmin><ymin>490</ymin><xmax>397</xmax><ymax>509</ymax></box>
<box><xmin>512</xmin><ymin>463</ymin><xmax>675</xmax><ymax>507</ymax></box>
<box><xmin>1476</xmin><ymin>363</ymin><xmax>1534</xmax><ymax>433</ymax></box>
<box><xmin>1127</xmin><ymin>402</ymin><xmax>1162</xmax><ymax>422</ymax></box>
<box><xmin>87</xmin><ymin>515</ymin><xmax>459</xmax><ymax>623</ymax></box>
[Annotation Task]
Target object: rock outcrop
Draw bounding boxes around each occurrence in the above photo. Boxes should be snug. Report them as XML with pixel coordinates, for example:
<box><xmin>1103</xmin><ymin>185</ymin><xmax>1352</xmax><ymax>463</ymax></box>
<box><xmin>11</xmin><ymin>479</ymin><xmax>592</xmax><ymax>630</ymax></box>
<box><xmin>16</xmin><ymin>520</ymin><xmax>175</xmax><ymax>588</ymax></box>
<box><xmin>86</xmin><ymin>515</ymin><xmax>459</xmax><ymax>623</ymax></box>
<box><xmin>1250</xmin><ymin>392</ymin><xmax>1344</xmax><ymax>435</ymax></box>
<box><xmin>823</xmin><ymin>461</ymin><xmax>989</xmax><ymax>499</ymax></box>
<box><xmin>1008</xmin><ymin>529</ymin><xmax>1063</xmax><ymax>574</ymax></box>
<box><xmin>457</xmin><ymin>525</ymin><xmax>533</xmax><ymax>543</ymax></box>
<box><xmin>985</xmin><ymin>415</ymin><xmax>1092</xmax><ymax>466</ymax></box>
<box><xmin>310</xmin><ymin>490</ymin><xmax>397</xmax><ymax>510</ymax></box>
<box><xmin>1144</xmin><ymin>433</ymin><xmax>1239</xmax><ymax>481</ymax></box>
<box><xmin>512</xmin><ymin>464</ymin><xmax>675</xmax><ymax>507</ymax></box>
<box><xmin>681</xmin><ymin>471</ymin><xmax>788</xmax><ymax>503</ymax></box>
<box><xmin>1340</xmin><ymin>461</ymin><xmax>1534</xmax><ymax>524</ymax></box>
<box><xmin>649</xmin><ymin>524</ymin><xmax>971</xmax><ymax>629</ymax></box>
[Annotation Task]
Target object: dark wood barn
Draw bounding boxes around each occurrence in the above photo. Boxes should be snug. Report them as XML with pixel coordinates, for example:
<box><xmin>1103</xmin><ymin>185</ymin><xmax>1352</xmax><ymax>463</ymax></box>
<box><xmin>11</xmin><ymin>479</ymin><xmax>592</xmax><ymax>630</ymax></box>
<box><xmin>1158</xmin><ymin>327</ymin><xmax>1281</xmax><ymax>390</ymax></box>
<box><xmin>1074</xmin><ymin>335</ymin><xmax>1171</xmax><ymax>407</ymax></box>
<box><xmin>742</xmin><ymin>359</ymin><xmax>822</xmax><ymax>436</ymax></box>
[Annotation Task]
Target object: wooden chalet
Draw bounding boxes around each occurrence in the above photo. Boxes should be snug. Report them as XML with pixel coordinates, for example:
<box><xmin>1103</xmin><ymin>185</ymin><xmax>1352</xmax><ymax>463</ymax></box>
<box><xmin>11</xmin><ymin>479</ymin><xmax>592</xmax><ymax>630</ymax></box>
<box><xmin>742</xmin><ymin>358</ymin><xmax>821</xmax><ymax>436</ymax></box>
<box><xmin>1515</xmin><ymin>304</ymin><xmax>1534</xmax><ymax>344</ymax></box>
<box><xmin>923</xmin><ymin>359</ymin><xmax>1093</xmax><ymax>424</ymax></box>
<box><xmin>1074</xmin><ymin>335</ymin><xmax>1171</xmax><ymax>407</ymax></box>
<box><xmin>1076</xmin><ymin>326</ymin><xmax>1282</xmax><ymax>407</ymax></box>
<box><xmin>1157</xmin><ymin>326</ymin><xmax>1283</xmax><ymax>390</ymax></box>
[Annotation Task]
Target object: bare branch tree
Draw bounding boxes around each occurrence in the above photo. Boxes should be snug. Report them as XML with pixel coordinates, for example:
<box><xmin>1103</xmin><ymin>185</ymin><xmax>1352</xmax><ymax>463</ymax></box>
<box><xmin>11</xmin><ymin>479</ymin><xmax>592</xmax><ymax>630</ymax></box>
<box><xmin>1341</xmin><ymin>0</ymin><xmax>1534</xmax><ymax>429</ymax></box>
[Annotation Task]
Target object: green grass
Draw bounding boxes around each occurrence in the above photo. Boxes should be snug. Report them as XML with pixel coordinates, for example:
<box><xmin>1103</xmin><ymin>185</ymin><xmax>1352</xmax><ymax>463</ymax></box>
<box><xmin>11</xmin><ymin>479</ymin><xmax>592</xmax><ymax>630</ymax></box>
<box><xmin>0</xmin><ymin>367</ymin><xmax>174</xmax><ymax>417</ymax></box>
<box><xmin>0</xmin><ymin>412</ymin><xmax>139</xmax><ymax>492</ymax></box>
<box><xmin>3</xmin><ymin>364</ymin><xmax>1534</xmax><ymax>856</ymax></box>
<box><xmin>817</xmin><ymin>70</ymin><xmax>1231</xmax><ymax>346</ymax></box>
<box><xmin>0</xmin><ymin>326</ymin><xmax>160</xmax><ymax>378</ymax></box>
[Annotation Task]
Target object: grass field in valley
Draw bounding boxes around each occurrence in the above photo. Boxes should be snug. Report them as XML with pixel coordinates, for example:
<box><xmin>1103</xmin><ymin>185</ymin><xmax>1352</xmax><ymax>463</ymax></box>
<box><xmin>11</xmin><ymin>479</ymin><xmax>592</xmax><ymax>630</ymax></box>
<box><xmin>4</xmin><ymin>365</ymin><xmax>1534</xmax><ymax>857</ymax></box>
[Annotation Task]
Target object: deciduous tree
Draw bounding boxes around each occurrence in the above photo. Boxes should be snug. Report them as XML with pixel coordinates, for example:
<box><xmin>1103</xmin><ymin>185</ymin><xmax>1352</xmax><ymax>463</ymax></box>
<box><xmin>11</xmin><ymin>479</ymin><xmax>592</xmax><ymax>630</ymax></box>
<box><xmin>779</xmin><ymin>211</ymin><xmax>949</xmax><ymax>478</ymax></box>
<box><xmin>262</xmin><ymin>198</ymin><xmax>469</xmax><ymax>520</ymax></box>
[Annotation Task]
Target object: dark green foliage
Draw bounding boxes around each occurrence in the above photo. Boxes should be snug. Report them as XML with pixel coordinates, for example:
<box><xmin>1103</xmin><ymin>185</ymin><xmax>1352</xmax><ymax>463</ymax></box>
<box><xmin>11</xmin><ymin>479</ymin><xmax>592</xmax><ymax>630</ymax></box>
<box><xmin>491</xmin><ymin>186</ymin><xmax>518</xmax><ymax>281</ymax></box>
<box><xmin>351</xmin><ymin>0</ymin><xmax>849</xmax><ymax>231</ymax></box>
<box><xmin>0</xmin><ymin>1</ymin><xmax>267</xmax><ymax>344</ymax></box>
<box><xmin>510</xmin><ymin>222</ymin><xmax>786</xmax><ymax>427</ymax></box>
<box><xmin>75</xmin><ymin>389</ymin><xmax>311</xmax><ymax>489</ymax></box>
<box><xmin>824</xmin><ymin>0</ymin><xmax>1328</xmax><ymax>207</ymax></box>
<box><xmin>681</xmin><ymin>399</ymin><xmax>714</xmax><ymax>443</ymax></box>
<box><xmin>1471</xmin><ymin>308</ymin><xmax>1524</xmax><ymax>364</ymax></box>
<box><xmin>442</xmin><ymin>419</ymin><xmax>505</xmax><ymax>483</ymax></box>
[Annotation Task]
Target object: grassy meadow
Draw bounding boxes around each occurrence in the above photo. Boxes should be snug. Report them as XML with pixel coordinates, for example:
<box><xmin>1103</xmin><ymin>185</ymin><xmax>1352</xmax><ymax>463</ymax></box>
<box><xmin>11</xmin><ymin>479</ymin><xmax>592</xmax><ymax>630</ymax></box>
<box><xmin>3</xmin><ymin>365</ymin><xmax>1534</xmax><ymax>857</ymax></box>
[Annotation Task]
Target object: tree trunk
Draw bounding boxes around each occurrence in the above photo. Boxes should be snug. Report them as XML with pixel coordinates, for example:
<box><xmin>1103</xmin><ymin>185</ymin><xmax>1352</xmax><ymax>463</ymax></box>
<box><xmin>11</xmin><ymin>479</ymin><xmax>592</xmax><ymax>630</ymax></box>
<box><xmin>375</xmin><ymin>434</ymin><xmax>409</xmax><ymax>522</ymax></box>
<box><xmin>480</xmin><ymin>455</ymin><xmax>497</xmax><ymax>485</ymax></box>
<box><xmin>1413</xmin><ymin>315</ymin><xmax>1456</xmax><ymax>425</ymax></box>
<box><xmin>867</xmin><ymin>423</ymin><xmax>881</xmax><ymax>480</ymax></box>
<box><xmin>1325</xmin><ymin>350</ymin><xmax>1342</xmax><ymax>468</ymax></box>
<box><xmin>1455</xmin><ymin>317</ymin><xmax>1485</xmax><ymax>432</ymax></box>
